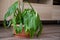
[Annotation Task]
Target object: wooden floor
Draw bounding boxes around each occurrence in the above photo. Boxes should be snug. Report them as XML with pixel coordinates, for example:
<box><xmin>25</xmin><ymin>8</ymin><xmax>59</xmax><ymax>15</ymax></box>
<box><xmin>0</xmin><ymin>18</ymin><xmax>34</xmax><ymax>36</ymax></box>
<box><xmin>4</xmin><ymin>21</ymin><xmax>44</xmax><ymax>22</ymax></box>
<box><xmin>0</xmin><ymin>25</ymin><xmax>60</xmax><ymax>40</ymax></box>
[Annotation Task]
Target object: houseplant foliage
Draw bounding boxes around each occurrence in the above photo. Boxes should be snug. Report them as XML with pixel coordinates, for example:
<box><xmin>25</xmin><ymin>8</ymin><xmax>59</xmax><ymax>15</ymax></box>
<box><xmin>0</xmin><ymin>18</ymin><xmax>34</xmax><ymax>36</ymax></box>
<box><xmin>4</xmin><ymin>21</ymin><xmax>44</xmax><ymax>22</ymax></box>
<box><xmin>4</xmin><ymin>0</ymin><xmax>43</xmax><ymax>38</ymax></box>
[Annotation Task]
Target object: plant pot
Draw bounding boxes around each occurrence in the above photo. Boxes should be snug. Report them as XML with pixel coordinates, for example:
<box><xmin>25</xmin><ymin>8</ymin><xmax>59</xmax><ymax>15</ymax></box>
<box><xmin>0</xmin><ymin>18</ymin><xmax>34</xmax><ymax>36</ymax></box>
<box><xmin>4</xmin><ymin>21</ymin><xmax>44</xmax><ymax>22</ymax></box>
<box><xmin>13</xmin><ymin>25</ymin><xmax>30</xmax><ymax>38</ymax></box>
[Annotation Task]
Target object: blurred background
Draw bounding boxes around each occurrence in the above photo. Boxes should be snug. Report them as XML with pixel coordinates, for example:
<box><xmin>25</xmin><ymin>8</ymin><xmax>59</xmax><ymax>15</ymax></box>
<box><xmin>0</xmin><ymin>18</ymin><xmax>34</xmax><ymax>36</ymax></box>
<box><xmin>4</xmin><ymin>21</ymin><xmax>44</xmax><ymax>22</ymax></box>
<box><xmin>0</xmin><ymin>0</ymin><xmax>60</xmax><ymax>21</ymax></box>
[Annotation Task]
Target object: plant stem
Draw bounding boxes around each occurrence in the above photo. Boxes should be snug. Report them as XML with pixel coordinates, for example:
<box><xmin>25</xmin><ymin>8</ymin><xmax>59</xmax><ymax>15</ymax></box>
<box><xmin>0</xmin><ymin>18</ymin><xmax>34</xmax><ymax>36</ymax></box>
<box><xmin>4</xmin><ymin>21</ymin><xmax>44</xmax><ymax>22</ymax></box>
<box><xmin>18</xmin><ymin>0</ymin><xmax>20</xmax><ymax>9</ymax></box>
<box><xmin>18</xmin><ymin>0</ymin><xmax>24</xmax><ymax>12</ymax></box>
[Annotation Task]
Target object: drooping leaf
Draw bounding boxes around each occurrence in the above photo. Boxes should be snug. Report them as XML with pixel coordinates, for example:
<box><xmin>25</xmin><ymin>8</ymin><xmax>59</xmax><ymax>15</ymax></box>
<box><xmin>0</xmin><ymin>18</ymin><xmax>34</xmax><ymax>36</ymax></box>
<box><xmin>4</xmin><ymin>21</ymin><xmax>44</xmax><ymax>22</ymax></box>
<box><xmin>7</xmin><ymin>20</ymin><xmax>11</xmax><ymax>28</ymax></box>
<box><xmin>35</xmin><ymin>16</ymin><xmax>42</xmax><ymax>37</ymax></box>
<box><xmin>16</xmin><ymin>9</ymin><xmax>22</xmax><ymax>24</ymax></box>
<box><xmin>19</xmin><ymin>23</ymin><xmax>23</xmax><ymax>33</ymax></box>
<box><xmin>4</xmin><ymin>1</ymin><xmax>18</xmax><ymax>20</ymax></box>
<box><xmin>35</xmin><ymin>14</ymin><xmax>43</xmax><ymax>37</ymax></box>
<box><xmin>4</xmin><ymin>19</ymin><xmax>7</xmax><ymax>28</ymax></box>
<box><xmin>15</xmin><ymin>23</ymin><xmax>22</xmax><ymax>34</ymax></box>
<box><xmin>22</xmin><ymin>9</ymin><xmax>42</xmax><ymax>37</ymax></box>
<box><xmin>12</xmin><ymin>17</ymin><xmax>16</xmax><ymax>30</ymax></box>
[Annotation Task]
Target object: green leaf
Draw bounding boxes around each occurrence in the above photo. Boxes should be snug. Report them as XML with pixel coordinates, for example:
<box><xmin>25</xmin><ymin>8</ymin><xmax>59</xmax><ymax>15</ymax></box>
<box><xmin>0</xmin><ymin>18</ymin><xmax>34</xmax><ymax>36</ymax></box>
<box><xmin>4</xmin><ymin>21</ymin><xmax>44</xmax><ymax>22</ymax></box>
<box><xmin>22</xmin><ymin>9</ymin><xmax>42</xmax><ymax>37</ymax></box>
<box><xmin>12</xmin><ymin>17</ymin><xmax>16</xmax><ymax>30</ymax></box>
<box><xmin>15</xmin><ymin>23</ymin><xmax>22</xmax><ymax>34</ymax></box>
<box><xmin>37</xmin><ymin>16</ymin><xmax>43</xmax><ymax>37</ymax></box>
<box><xmin>16</xmin><ymin>9</ymin><xmax>22</xmax><ymax>24</ymax></box>
<box><xmin>7</xmin><ymin>20</ymin><xmax>11</xmax><ymax>27</ymax></box>
<box><xmin>4</xmin><ymin>1</ymin><xmax>18</xmax><ymax>20</ymax></box>
<box><xmin>3</xmin><ymin>19</ymin><xmax>7</xmax><ymax>28</ymax></box>
<box><xmin>16</xmin><ymin>27</ymin><xmax>19</xmax><ymax>34</ymax></box>
<box><xmin>19</xmin><ymin>23</ymin><xmax>23</xmax><ymax>33</ymax></box>
<box><xmin>35</xmin><ymin>14</ymin><xmax>43</xmax><ymax>37</ymax></box>
<box><xmin>12</xmin><ymin>15</ymin><xmax>22</xmax><ymax>34</ymax></box>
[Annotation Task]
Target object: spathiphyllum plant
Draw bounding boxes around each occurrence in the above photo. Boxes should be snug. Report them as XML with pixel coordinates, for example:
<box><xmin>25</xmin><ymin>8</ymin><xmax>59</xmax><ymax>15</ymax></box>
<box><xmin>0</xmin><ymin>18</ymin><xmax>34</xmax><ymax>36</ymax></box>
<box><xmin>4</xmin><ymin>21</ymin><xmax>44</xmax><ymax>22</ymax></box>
<box><xmin>4</xmin><ymin>0</ymin><xmax>43</xmax><ymax>38</ymax></box>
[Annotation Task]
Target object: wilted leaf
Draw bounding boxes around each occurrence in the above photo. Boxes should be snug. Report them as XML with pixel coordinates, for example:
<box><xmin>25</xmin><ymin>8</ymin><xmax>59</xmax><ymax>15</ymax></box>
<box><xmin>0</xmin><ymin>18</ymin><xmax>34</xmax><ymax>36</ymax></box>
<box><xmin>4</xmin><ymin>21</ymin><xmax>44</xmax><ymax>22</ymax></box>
<box><xmin>22</xmin><ymin>9</ymin><xmax>42</xmax><ymax>37</ymax></box>
<box><xmin>4</xmin><ymin>1</ymin><xmax>18</xmax><ymax>20</ymax></box>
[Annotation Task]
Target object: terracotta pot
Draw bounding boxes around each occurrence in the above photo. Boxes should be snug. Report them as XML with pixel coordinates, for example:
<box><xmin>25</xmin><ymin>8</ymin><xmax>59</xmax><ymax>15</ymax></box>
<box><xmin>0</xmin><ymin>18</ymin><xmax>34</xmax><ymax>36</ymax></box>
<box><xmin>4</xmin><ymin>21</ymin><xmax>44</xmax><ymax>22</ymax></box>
<box><xmin>13</xmin><ymin>25</ymin><xmax>30</xmax><ymax>38</ymax></box>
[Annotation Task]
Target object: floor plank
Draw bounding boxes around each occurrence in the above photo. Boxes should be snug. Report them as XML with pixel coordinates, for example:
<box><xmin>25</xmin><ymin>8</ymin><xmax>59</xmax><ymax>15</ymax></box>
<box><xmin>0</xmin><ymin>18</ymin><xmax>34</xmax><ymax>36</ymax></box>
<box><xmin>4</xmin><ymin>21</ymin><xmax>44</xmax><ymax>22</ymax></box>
<box><xmin>0</xmin><ymin>25</ymin><xmax>60</xmax><ymax>40</ymax></box>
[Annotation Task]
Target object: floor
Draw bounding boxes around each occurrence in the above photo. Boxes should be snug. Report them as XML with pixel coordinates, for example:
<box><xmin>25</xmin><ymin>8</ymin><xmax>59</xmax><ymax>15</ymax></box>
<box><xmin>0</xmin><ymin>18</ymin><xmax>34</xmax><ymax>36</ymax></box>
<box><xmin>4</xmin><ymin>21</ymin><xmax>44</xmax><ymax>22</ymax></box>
<box><xmin>0</xmin><ymin>25</ymin><xmax>60</xmax><ymax>40</ymax></box>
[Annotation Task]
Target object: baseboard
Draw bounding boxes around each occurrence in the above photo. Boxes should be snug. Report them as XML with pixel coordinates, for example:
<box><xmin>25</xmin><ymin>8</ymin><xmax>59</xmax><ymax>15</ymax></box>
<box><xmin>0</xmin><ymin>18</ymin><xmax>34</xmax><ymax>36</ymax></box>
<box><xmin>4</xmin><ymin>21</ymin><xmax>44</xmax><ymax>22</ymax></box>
<box><xmin>0</xmin><ymin>20</ymin><xmax>60</xmax><ymax>26</ymax></box>
<box><xmin>42</xmin><ymin>20</ymin><xmax>60</xmax><ymax>25</ymax></box>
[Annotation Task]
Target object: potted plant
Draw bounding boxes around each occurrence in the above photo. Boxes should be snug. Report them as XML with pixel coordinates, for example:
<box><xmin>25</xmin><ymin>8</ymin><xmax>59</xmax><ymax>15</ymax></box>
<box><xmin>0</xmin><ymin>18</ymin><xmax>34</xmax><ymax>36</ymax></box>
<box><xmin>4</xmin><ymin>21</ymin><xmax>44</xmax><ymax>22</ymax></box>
<box><xmin>4</xmin><ymin>0</ymin><xmax>43</xmax><ymax>38</ymax></box>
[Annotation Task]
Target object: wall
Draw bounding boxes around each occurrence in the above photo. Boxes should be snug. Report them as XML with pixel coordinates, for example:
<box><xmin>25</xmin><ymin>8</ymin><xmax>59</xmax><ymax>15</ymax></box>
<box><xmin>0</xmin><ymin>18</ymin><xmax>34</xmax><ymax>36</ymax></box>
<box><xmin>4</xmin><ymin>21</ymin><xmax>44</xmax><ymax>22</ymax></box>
<box><xmin>39</xmin><ymin>0</ymin><xmax>53</xmax><ymax>5</ymax></box>
<box><xmin>0</xmin><ymin>0</ymin><xmax>10</xmax><ymax>20</ymax></box>
<box><xmin>52</xmin><ymin>5</ymin><xmax>60</xmax><ymax>20</ymax></box>
<box><xmin>0</xmin><ymin>0</ymin><xmax>16</xmax><ymax>20</ymax></box>
<box><xmin>0</xmin><ymin>0</ymin><xmax>60</xmax><ymax>20</ymax></box>
<box><xmin>24</xmin><ymin>3</ymin><xmax>52</xmax><ymax>20</ymax></box>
